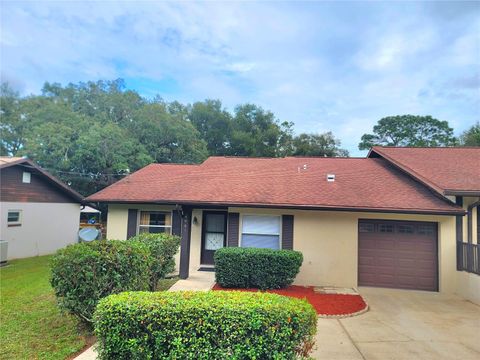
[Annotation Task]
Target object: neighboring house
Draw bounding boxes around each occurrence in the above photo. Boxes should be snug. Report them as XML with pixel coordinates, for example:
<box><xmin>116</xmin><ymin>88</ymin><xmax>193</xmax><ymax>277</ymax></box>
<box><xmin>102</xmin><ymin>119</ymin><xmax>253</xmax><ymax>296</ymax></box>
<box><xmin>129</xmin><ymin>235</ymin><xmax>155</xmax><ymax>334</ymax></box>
<box><xmin>86</xmin><ymin>147</ymin><xmax>480</xmax><ymax>303</ymax></box>
<box><xmin>0</xmin><ymin>157</ymin><xmax>83</xmax><ymax>260</ymax></box>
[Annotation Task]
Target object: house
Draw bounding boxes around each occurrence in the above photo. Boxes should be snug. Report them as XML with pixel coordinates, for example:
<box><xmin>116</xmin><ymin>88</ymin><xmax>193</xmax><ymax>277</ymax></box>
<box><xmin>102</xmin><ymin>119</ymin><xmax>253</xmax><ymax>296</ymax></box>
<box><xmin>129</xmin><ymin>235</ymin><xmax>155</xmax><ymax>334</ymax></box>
<box><xmin>86</xmin><ymin>147</ymin><xmax>480</xmax><ymax>303</ymax></box>
<box><xmin>0</xmin><ymin>157</ymin><xmax>83</xmax><ymax>260</ymax></box>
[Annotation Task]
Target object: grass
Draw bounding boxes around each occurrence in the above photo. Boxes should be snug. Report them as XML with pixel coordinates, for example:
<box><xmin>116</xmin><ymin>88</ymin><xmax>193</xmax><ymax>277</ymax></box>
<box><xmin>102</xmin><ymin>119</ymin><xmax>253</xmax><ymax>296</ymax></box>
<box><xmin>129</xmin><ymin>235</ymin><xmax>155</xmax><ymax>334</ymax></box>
<box><xmin>0</xmin><ymin>255</ymin><xmax>89</xmax><ymax>360</ymax></box>
<box><xmin>0</xmin><ymin>255</ymin><xmax>179</xmax><ymax>360</ymax></box>
<box><xmin>157</xmin><ymin>277</ymin><xmax>179</xmax><ymax>291</ymax></box>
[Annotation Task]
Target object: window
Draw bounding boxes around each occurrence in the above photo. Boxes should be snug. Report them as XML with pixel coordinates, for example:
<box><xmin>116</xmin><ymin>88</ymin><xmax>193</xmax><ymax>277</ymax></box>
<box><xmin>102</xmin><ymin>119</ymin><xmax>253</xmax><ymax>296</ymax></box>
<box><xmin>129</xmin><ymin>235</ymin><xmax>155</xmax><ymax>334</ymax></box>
<box><xmin>418</xmin><ymin>225</ymin><xmax>434</xmax><ymax>235</ymax></box>
<box><xmin>359</xmin><ymin>223</ymin><xmax>375</xmax><ymax>233</ymax></box>
<box><xmin>379</xmin><ymin>224</ymin><xmax>394</xmax><ymax>233</ymax></box>
<box><xmin>398</xmin><ymin>224</ymin><xmax>414</xmax><ymax>234</ymax></box>
<box><xmin>22</xmin><ymin>171</ymin><xmax>31</xmax><ymax>183</ymax></box>
<box><xmin>204</xmin><ymin>214</ymin><xmax>225</xmax><ymax>250</ymax></box>
<box><xmin>7</xmin><ymin>210</ymin><xmax>21</xmax><ymax>226</ymax></box>
<box><xmin>138</xmin><ymin>211</ymin><xmax>171</xmax><ymax>234</ymax></box>
<box><xmin>241</xmin><ymin>215</ymin><xmax>281</xmax><ymax>249</ymax></box>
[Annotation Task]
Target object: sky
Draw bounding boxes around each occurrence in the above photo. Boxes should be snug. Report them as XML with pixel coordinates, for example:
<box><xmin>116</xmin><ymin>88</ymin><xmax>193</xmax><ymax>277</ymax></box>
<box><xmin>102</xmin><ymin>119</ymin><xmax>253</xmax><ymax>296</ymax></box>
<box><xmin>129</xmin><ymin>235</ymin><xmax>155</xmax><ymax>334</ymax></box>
<box><xmin>1</xmin><ymin>1</ymin><xmax>479</xmax><ymax>156</ymax></box>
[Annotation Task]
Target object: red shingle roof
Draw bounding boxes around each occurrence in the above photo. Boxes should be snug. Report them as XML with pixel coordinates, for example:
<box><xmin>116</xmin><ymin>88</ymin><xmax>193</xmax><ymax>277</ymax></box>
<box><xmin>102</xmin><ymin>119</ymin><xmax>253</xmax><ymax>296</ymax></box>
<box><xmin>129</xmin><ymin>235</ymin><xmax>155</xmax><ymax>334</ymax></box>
<box><xmin>369</xmin><ymin>147</ymin><xmax>480</xmax><ymax>195</ymax></box>
<box><xmin>86</xmin><ymin>156</ymin><xmax>462</xmax><ymax>214</ymax></box>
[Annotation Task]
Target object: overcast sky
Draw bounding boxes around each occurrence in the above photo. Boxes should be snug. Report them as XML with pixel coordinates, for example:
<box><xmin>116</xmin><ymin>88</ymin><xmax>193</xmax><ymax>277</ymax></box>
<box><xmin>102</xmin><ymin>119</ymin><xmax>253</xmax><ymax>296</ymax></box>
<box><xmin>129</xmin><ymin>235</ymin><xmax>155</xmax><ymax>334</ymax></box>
<box><xmin>1</xmin><ymin>1</ymin><xmax>479</xmax><ymax>155</ymax></box>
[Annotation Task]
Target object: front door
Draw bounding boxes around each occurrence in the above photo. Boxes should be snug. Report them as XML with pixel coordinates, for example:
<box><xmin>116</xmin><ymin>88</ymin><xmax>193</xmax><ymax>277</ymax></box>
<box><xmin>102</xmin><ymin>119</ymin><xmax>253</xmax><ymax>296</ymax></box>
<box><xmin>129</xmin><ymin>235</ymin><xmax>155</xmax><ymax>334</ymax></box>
<box><xmin>201</xmin><ymin>211</ymin><xmax>227</xmax><ymax>265</ymax></box>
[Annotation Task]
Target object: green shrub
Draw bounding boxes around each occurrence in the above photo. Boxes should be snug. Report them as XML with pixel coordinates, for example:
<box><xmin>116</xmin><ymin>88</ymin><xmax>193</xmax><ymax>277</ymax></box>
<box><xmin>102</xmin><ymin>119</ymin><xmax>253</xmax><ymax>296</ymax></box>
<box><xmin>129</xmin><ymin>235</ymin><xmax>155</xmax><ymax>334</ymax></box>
<box><xmin>50</xmin><ymin>240</ymin><xmax>152</xmax><ymax>322</ymax></box>
<box><xmin>214</xmin><ymin>247</ymin><xmax>303</xmax><ymax>289</ymax></box>
<box><xmin>94</xmin><ymin>291</ymin><xmax>317</xmax><ymax>360</ymax></box>
<box><xmin>129</xmin><ymin>233</ymin><xmax>180</xmax><ymax>290</ymax></box>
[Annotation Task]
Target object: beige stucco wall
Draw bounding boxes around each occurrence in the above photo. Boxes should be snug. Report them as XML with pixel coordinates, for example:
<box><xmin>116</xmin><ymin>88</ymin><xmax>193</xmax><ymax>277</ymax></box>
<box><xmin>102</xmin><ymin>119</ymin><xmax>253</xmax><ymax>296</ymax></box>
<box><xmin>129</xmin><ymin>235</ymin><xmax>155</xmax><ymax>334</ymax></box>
<box><xmin>0</xmin><ymin>201</ymin><xmax>80</xmax><ymax>260</ymax></box>
<box><xmin>228</xmin><ymin>208</ymin><xmax>457</xmax><ymax>293</ymax></box>
<box><xmin>106</xmin><ymin>204</ymin><xmax>460</xmax><ymax>294</ymax></box>
<box><xmin>456</xmin><ymin>271</ymin><xmax>480</xmax><ymax>305</ymax></box>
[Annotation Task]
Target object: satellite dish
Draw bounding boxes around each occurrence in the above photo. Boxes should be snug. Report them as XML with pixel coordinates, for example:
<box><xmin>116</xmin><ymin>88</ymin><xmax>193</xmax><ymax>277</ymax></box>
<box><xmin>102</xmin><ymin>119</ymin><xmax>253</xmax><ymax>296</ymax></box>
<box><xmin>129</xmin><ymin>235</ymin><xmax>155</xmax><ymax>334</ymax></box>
<box><xmin>79</xmin><ymin>227</ymin><xmax>100</xmax><ymax>242</ymax></box>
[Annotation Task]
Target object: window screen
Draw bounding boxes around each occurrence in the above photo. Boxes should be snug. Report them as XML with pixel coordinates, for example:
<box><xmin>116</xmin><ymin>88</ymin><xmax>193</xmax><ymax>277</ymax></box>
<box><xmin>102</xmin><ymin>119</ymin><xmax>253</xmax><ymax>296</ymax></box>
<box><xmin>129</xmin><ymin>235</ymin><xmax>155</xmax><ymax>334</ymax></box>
<box><xmin>241</xmin><ymin>215</ymin><xmax>280</xmax><ymax>249</ymax></box>
<box><xmin>138</xmin><ymin>211</ymin><xmax>172</xmax><ymax>234</ymax></box>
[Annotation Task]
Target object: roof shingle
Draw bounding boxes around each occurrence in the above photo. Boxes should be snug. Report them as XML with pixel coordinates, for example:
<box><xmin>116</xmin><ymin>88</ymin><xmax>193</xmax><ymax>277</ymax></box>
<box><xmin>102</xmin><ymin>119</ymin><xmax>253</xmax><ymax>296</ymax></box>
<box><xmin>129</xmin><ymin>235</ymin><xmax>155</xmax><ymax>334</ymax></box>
<box><xmin>87</xmin><ymin>156</ymin><xmax>462</xmax><ymax>214</ymax></box>
<box><xmin>369</xmin><ymin>147</ymin><xmax>480</xmax><ymax>195</ymax></box>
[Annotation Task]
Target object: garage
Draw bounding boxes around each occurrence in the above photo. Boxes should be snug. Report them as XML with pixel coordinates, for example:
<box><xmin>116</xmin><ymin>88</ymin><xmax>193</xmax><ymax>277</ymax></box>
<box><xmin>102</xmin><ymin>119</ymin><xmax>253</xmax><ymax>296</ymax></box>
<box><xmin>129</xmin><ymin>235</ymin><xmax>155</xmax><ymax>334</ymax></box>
<box><xmin>358</xmin><ymin>220</ymin><xmax>438</xmax><ymax>291</ymax></box>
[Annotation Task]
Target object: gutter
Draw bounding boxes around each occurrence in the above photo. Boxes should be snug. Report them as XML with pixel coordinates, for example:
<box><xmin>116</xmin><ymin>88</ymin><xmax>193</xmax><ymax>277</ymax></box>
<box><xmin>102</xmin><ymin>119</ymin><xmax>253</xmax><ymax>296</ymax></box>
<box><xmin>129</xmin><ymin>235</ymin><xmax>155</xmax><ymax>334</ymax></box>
<box><xmin>85</xmin><ymin>199</ymin><xmax>466</xmax><ymax>216</ymax></box>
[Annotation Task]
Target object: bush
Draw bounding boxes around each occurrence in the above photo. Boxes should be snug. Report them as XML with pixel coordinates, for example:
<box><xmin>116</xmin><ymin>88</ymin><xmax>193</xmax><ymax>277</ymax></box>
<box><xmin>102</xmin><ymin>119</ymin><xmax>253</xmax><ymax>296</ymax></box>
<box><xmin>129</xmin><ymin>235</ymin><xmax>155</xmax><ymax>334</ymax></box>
<box><xmin>128</xmin><ymin>233</ymin><xmax>180</xmax><ymax>290</ymax></box>
<box><xmin>50</xmin><ymin>240</ymin><xmax>152</xmax><ymax>322</ymax></box>
<box><xmin>94</xmin><ymin>291</ymin><xmax>317</xmax><ymax>359</ymax></box>
<box><xmin>214</xmin><ymin>247</ymin><xmax>303</xmax><ymax>289</ymax></box>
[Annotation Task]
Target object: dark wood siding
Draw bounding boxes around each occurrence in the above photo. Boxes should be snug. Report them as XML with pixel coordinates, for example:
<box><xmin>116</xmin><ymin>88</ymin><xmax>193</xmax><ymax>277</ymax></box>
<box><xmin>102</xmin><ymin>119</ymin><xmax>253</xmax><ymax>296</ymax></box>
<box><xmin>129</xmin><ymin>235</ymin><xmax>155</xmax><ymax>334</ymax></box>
<box><xmin>172</xmin><ymin>210</ymin><xmax>182</xmax><ymax>236</ymax></box>
<box><xmin>281</xmin><ymin>215</ymin><xmax>294</xmax><ymax>250</ymax></box>
<box><xmin>477</xmin><ymin>206</ymin><xmax>479</xmax><ymax>243</ymax></box>
<box><xmin>126</xmin><ymin>209</ymin><xmax>138</xmax><ymax>239</ymax></box>
<box><xmin>227</xmin><ymin>212</ymin><xmax>239</xmax><ymax>247</ymax></box>
<box><xmin>1</xmin><ymin>165</ymin><xmax>76</xmax><ymax>203</ymax></box>
<box><xmin>358</xmin><ymin>219</ymin><xmax>438</xmax><ymax>291</ymax></box>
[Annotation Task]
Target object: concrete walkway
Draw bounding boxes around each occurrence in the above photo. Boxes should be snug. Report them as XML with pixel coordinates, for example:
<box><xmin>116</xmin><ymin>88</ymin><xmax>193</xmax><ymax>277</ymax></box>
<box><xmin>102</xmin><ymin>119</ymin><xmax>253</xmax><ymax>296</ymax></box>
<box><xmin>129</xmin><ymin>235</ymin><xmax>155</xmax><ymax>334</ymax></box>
<box><xmin>311</xmin><ymin>287</ymin><xmax>480</xmax><ymax>360</ymax></box>
<box><xmin>169</xmin><ymin>270</ymin><xmax>215</xmax><ymax>291</ymax></box>
<box><xmin>74</xmin><ymin>270</ymin><xmax>215</xmax><ymax>359</ymax></box>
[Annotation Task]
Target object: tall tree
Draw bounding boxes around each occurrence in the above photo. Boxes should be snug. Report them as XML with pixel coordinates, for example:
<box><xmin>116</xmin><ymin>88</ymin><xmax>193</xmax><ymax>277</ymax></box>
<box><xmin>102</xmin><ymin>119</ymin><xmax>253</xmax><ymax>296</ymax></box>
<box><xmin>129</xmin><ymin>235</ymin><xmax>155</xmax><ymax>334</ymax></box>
<box><xmin>293</xmin><ymin>132</ymin><xmax>349</xmax><ymax>157</ymax></box>
<box><xmin>130</xmin><ymin>103</ymin><xmax>208</xmax><ymax>163</ymax></box>
<box><xmin>459</xmin><ymin>122</ymin><xmax>480</xmax><ymax>146</ymax></box>
<box><xmin>71</xmin><ymin>122</ymin><xmax>153</xmax><ymax>194</ymax></box>
<box><xmin>229</xmin><ymin>104</ymin><xmax>293</xmax><ymax>157</ymax></box>
<box><xmin>358</xmin><ymin>115</ymin><xmax>456</xmax><ymax>150</ymax></box>
<box><xmin>42</xmin><ymin>79</ymin><xmax>145</xmax><ymax>125</ymax></box>
<box><xmin>189</xmin><ymin>100</ymin><xmax>233</xmax><ymax>155</ymax></box>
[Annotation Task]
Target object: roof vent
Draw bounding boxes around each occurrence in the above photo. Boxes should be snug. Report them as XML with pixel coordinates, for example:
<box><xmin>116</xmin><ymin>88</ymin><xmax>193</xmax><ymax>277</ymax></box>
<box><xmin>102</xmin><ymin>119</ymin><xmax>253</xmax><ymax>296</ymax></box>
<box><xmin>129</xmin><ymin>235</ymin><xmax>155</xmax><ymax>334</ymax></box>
<box><xmin>297</xmin><ymin>164</ymin><xmax>308</xmax><ymax>173</ymax></box>
<box><xmin>327</xmin><ymin>174</ymin><xmax>335</xmax><ymax>182</ymax></box>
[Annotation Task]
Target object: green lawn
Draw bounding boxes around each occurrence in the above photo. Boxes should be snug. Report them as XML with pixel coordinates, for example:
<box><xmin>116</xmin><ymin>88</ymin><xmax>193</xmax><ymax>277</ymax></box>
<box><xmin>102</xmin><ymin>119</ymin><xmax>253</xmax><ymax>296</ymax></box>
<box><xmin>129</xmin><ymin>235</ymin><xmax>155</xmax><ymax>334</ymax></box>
<box><xmin>0</xmin><ymin>255</ymin><xmax>179</xmax><ymax>360</ymax></box>
<box><xmin>0</xmin><ymin>256</ymin><xmax>90</xmax><ymax>360</ymax></box>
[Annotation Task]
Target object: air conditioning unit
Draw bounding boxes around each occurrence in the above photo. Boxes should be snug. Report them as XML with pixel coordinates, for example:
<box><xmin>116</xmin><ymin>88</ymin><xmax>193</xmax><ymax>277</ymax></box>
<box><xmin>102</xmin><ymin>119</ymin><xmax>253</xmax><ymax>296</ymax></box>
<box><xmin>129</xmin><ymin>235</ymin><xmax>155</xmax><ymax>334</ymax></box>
<box><xmin>0</xmin><ymin>240</ymin><xmax>8</xmax><ymax>265</ymax></box>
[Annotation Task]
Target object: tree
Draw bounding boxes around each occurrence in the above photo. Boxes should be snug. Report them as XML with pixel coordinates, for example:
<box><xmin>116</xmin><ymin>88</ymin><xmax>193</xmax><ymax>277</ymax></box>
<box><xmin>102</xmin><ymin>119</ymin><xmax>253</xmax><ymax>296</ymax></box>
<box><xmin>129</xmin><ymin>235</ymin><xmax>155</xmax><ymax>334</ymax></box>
<box><xmin>19</xmin><ymin>102</ymin><xmax>88</xmax><ymax>173</ymax></box>
<box><xmin>293</xmin><ymin>132</ymin><xmax>349</xmax><ymax>157</ymax></box>
<box><xmin>358</xmin><ymin>115</ymin><xmax>456</xmax><ymax>150</ymax></box>
<box><xmin>71</xmin><ymin>122</ymin><xmax>153</xmax><ymax>194</ymax></box>
<box><xmin>459</xmin><ymin>122</ymin><xmax>480</xmax><ymax>146</ymax></box>
<box><xmin>130</xmin><ymin>103</ymin><xmax>208</xmax><ymax>164</ymax></box>
<box><xmin>189</xmin><ymin>100</ymin><xmax>233</xmax><ymax>155</ymax></box>
<box><xmin>229</xmin><ymin>104</ymin><xmax>293</xmax><ymax>157</ymax></box>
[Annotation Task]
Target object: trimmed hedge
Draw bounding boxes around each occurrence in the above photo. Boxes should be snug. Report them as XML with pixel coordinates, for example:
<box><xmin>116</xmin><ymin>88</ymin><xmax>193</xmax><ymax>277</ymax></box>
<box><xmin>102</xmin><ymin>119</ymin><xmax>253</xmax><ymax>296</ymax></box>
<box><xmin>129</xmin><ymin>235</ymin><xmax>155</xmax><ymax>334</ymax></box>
<box><xmin>94</xmin><ymin>291</ymin><xmax>317</xmax><ymax>359</ymax></box>
<box><xmin>214</xmin><ymin>247</ymin><xmax>303</xmax><ymax>289</ymax></box>
<box><xmin>129</xmin><ymin>233</ymin><xmax>180</xmax><ymax>290</ymax></box>
<box><xmin>50</xmin><ymin>240</ymin><xmax>152</xmax><ymax>322</ymax></box>
<box><xmin>51</xmin><ymin>234</ymin><xmax>180</xmax><ymax>322</ymax></box>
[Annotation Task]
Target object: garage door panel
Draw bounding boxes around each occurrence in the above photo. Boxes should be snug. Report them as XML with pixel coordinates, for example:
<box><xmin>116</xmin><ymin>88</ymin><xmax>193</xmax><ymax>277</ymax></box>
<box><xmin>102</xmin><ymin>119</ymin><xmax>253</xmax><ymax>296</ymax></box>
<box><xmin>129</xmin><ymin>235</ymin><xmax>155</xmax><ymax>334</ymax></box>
<box><xmin>376</xmin><ymin>239</ymin><xmax>395</xmax><ymax>249</ymax></box>
<box><xmin>359</xmin><ymin>238</ymin><xmax>377</xmax><ymax>249</ymax></box>
<box><xmin>358</xmin><ymin>220</ymin><xmax>438</xmax><ymax>292</ymax></box>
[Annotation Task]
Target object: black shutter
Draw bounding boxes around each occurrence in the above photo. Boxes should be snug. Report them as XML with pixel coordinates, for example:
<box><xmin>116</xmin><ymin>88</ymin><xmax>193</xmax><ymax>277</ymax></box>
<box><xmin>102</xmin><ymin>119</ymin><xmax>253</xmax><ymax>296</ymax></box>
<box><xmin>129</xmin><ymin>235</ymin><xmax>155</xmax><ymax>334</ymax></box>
<box><xmin>282</xmin><ymin>215</ymin><xmax>294</xmax><ymax>250</ymax></box>
<box><xmin>227</xmin><ymin>212</ymin><xmax>240</xmax><ymax>247</ymax></box>
<box><xmin>127</xmin><ymin>209</ymin><xmax>138</xmax><ymax>239</ymax></box>
<box><xmin>172</xmin><ymin>210</ymin><xmax>182</xmax><ymax>236</ymax></box>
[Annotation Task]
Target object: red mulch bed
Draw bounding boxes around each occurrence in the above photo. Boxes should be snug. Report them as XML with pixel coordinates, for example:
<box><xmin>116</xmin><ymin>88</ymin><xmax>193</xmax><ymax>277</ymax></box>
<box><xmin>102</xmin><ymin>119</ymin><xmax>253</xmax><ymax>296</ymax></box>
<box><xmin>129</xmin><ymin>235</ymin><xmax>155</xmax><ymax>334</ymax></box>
<box><xmin>212</xmin><ymin>284</ymin><xmax>367</xmax><ymax>316</ymax></box>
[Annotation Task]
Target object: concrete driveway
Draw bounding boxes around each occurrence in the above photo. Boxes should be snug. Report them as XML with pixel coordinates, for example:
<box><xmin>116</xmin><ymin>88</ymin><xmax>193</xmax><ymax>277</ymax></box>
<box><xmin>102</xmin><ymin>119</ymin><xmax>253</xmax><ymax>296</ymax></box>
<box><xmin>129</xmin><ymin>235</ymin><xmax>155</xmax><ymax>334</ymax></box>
<box><xmin>312</xmin><ymin>287</ymin><xmax>480</xmax><ymax>360</ymax></box>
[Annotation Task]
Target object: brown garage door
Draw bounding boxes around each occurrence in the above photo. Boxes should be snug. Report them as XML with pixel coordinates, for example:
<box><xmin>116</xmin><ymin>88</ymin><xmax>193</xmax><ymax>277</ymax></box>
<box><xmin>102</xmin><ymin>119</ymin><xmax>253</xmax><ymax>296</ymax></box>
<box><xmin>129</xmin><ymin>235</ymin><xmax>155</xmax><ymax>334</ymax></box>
<box><xmin>358</xmin><ymin>220</ymin><xmax>438</xmax><ymax>291</ymax></box>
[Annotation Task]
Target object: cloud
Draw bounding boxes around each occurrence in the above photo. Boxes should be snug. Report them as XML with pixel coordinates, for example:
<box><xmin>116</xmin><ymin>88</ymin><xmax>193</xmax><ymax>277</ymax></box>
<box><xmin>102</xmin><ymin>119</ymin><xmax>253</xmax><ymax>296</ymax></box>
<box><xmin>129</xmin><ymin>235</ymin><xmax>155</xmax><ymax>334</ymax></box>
<box><xmin>1</xmin><ymin>1</ymin><xmax>478</xmax><ymax>155</ymax></box>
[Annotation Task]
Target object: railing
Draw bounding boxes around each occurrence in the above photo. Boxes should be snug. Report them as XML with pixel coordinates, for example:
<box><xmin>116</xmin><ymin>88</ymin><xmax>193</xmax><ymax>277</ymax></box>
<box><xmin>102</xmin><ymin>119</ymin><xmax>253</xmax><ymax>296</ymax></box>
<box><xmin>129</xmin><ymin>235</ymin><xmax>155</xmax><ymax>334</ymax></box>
<box><xmin>457</xmin><ymin>242</ymin><xmax>480</xmax><ymax>275</ymax></box>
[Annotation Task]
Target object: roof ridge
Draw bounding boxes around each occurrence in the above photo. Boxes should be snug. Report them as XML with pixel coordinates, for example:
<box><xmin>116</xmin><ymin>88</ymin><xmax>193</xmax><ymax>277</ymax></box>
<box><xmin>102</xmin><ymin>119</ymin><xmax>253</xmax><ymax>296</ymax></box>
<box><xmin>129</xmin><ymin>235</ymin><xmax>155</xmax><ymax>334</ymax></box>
<box><xmin>373</xmin><ymin>146</ymin><xmax>480</xmax><ymax>150</ymax></box>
